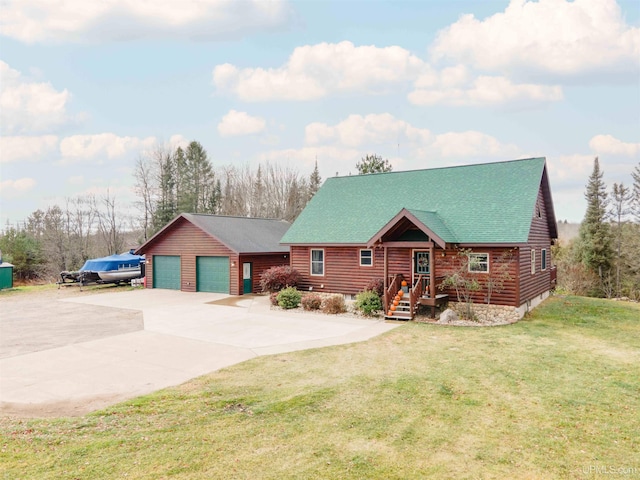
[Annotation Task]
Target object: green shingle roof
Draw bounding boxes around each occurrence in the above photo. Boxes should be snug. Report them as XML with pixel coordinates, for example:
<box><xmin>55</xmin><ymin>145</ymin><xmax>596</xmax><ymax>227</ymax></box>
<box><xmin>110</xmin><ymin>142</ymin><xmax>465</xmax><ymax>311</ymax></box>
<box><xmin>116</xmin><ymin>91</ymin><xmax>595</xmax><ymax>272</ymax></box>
<box><xmin>405</xmin><ymin>209</ymin><xmax>457</xmax><ymax>244</ymax></box>
<box><xmin>281</xmin><ymin>157</ymin><xmax>550</xmax><ymax>245</ymax></box>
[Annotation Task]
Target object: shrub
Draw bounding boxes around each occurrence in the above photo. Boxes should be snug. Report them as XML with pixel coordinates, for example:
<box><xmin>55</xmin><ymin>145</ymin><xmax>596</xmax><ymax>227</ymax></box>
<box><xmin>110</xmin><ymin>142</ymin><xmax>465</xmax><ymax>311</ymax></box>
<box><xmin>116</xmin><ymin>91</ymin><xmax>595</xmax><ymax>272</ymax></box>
<box><xmin>260</xmin><ymin>265</ymin><xmax>301</xmax><ymax>293</ymax></box>
<box><xmin>322</xmin><ymin>295</ymin><xmax>346</xmax><ymax>314</ymax></box>
<box><xmin>355</xmin><ymin>290</ymin><xmax>382</xmax><ymax>316</ymax></box>
<box><xmin>269</xmin><ymin>291</ymin><xmax>279</xmax><ymax>306</ymax></box>
<box><xmin>277</xmin><ymin>287</ymin><xmax>302</xmax><ymax>309</ymax></box>
<box><xmin>363</xmin><ymin>278</ymin><xmax>384</xmax><ymax>298</ymax></box>
<box><xmin>301</xmin><ymin>293</ymin><xmax>322</xmax><ymax>311</ymax></box>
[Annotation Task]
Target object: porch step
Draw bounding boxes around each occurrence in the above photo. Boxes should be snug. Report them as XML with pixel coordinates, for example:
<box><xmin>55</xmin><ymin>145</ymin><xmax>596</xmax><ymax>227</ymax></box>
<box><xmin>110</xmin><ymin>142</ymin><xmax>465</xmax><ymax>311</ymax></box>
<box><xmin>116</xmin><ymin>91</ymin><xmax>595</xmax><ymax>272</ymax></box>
<box><xmin>385</xmin><ymin>299</ymin><xmax>414</xmax><ymax>320</ymax></box>
<box><xmin>385</xmin><ymin>312</ymin><xmax>412</xmax><ymax>320</ymax></box>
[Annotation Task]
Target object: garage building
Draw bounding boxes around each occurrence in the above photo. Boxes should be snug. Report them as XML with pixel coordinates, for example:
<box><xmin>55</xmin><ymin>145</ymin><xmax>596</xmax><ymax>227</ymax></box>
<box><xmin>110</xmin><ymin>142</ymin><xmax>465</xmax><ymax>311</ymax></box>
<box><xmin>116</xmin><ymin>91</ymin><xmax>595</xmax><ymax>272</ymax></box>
<box><xmin>136</xmin><ymin>213</ymin><xmax>290</xmax><ymax>295</ymax></box>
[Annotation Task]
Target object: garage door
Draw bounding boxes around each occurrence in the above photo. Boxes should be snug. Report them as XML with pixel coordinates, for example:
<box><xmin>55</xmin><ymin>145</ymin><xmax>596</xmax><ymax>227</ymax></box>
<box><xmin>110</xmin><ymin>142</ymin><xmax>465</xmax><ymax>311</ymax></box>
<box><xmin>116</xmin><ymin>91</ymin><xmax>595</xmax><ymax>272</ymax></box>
<box><xmin>153</xmin><ymin>255</ymin><xmax>181</xmax><ymax>290</ymax></box>
<box><xmin>196</xmin><ymin>256</ymin><xmax>229</xmax><ymax>293</ymax></box>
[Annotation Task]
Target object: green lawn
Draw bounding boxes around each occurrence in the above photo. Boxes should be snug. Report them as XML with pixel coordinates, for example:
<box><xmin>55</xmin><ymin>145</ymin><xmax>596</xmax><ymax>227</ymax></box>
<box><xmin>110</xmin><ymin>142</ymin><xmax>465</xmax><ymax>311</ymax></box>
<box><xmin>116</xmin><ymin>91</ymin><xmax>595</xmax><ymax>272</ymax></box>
<box><xmin>1</xmin><ymin>296</ymin><xmax>638</xmax><ymax>479</ymax></box>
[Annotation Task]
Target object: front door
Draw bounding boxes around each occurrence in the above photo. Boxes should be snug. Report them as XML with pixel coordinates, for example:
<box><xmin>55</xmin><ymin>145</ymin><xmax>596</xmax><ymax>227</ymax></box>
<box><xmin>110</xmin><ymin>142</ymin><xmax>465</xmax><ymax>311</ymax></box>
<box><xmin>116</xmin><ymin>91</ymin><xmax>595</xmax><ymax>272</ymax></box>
<box><xmin>414</xmin><ymin>251</ymin><xmax>430</xmax><ymax>275</ymax></box>
<box><xmin>242</xmin><ymin>262</ymin><xmax>252</xmax><ymax>294</ymax></box>
<box><xmin>412</xmin><ymin>250</ymin><xmax>430</xmax><ymax>288</ymax></box>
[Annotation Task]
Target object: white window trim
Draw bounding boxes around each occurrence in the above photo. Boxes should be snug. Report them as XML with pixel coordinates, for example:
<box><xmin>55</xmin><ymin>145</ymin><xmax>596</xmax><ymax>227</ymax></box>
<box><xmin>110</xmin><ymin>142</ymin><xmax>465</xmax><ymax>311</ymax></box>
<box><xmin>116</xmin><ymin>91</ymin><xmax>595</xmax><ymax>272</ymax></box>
<box><xmin>359</xmin><ymin>249</ymin><xmax>373</xmax><ymax>267</ymax></box>
<box><xmin>531</xmin><ymin>249</ymin><xmax>536</xmax><ymax>275</ymax></box>
<box><xmin>468</xmin><ymin>253</ymin><xmax>489</xmax><ymax>273</ymax></box>
<box><xmin>541</xmin><ymin>248</ymin><xmax>547</xmax><ymax>271</ymax></box>
<box><xmin>310</xmin><ymin>248</ymin><xmax>324</xmax><ymax>276</ymax></box>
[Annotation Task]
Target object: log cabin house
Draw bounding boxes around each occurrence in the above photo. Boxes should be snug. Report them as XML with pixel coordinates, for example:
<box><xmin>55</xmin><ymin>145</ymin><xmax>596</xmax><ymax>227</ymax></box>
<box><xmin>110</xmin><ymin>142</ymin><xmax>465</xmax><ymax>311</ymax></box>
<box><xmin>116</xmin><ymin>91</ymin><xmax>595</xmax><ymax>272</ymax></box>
<box><xmin>280</xmin><ymin>157</ymin><xmax>557</xmax><ymax>320</ymax></box>
<box><xmin>136</xmin><ymin>214</ymin><xmax>290</xmax><ymax>295</ymax></box>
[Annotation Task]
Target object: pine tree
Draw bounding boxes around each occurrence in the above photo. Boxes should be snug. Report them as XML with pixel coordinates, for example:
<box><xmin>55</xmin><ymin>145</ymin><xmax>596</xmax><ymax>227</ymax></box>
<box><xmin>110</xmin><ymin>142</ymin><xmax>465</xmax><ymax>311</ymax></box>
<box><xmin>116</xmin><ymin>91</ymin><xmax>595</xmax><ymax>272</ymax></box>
<box><xmin>210</xmin><ymin>179</ymin><xmax>222</xmax><ymax>214</ymax></box>
<box><xmin>251</xmin><ymin>164</ymin><xmax>264</xmax><ymax>217</ymax></box>
<box><xmin>174</xmin><ymin>146</ymin><xmax>189</xmax><ymax>214</ymax></box>
<box><xmin>611</xmin><ymin>183</ymin><xmax>632</xmax><ymax>297</ymax></box>
<box><xmin>631</xmin><ymin>162</ymin><xmax>640</xmax><ymax>222</ymax></box>
<box><xmin>308</xmin><ymin>160</ymin><xmax>322</xmax><ymax>202</ymax></box>
<box><xmin>179</xmin><ymin>141</ymin><xmax>215</xmax><ymax>214</ymax></box>
<box><xmin>152</xmin><ymin>150</ymin><xmax>177</xmax><ymax>231</ymax></box>
<box><xmin>575</xmin><ymin>157</ymin><xmax>613</xmax><ymax>283</ymax></box>
<box><xmin>356</xmin><ymin>154</ymin><xmax>393</xmax><ymax>175</ymax></box>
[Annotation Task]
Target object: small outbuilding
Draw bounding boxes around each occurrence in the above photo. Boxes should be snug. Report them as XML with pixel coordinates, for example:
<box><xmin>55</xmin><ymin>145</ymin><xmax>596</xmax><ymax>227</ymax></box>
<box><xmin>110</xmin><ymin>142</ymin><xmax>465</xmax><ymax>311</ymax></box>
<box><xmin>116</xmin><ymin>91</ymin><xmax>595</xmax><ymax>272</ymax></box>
<box><xmin>0</xmin><ymin>262</ymin><xmax>14</xmax><ymax>290</ymax></box>
<box><xmin>136</xmin><ymin>213</ymin><xmax>290</xmax><ymax>295</ymax></box>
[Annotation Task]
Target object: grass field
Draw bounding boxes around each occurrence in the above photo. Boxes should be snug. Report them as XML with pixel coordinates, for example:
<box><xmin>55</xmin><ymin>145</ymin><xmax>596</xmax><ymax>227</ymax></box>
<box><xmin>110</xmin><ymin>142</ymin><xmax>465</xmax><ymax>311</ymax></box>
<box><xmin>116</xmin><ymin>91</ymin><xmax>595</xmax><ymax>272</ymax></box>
<box><xmin>1</xmin><ymin>295</ymin><xmax>638</xmax><ymax>479</ymax></box>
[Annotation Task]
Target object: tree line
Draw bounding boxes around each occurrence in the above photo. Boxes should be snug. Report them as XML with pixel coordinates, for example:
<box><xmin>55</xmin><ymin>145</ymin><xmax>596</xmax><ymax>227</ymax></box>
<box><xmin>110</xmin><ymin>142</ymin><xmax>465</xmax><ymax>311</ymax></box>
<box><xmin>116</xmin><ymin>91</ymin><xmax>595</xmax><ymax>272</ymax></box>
<box><xmin>133</xmin><ymin>141</ymin><xmax>322</xmax><ymax>241</ymax></box>
<box><xmin>0</xmin><ymin>140</ymin><xmax>395</xmax><ymax>283</ymax></box>
<box><xmin>0</xmin><ymin>192</ymin><xmax>135</xmax><ymax>281</ymax></box>
<box><xmin>554</xmin><ymin>158</ymin><xmax>640</xmax><ymax>300</ymax></box>
<box><xmin>0</xmin><ymin>140</ymin><xmax>331</xmax><ymax>282</ymax></box>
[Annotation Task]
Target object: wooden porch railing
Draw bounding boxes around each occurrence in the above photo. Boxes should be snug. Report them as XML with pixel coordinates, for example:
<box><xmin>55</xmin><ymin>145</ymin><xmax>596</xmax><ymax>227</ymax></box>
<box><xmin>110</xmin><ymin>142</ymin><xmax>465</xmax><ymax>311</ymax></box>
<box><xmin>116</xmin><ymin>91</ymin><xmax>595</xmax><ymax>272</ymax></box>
<box><xmin>385</xmin><ymin>274</ymin><xmax>449</xmax><ymax>320</ymax></box>
<box><xmin>384</xmin><ymin>274</ymin><xmax>403</xmax><ymax>315</ymax></box>
<box><xmin>410</xmin><ymin>274</ymin><xmax>424</xmax><ymax>318</ymax></box>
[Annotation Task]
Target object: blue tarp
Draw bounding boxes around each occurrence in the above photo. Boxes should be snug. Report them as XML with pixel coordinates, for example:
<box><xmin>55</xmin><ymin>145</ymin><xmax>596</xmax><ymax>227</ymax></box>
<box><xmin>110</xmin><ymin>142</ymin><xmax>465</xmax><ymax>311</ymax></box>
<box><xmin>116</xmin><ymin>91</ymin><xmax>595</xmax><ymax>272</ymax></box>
<box><xmin>80</xmin><ymin>252</ymin><xmax>144</xmax><ymax>272</ymax></box>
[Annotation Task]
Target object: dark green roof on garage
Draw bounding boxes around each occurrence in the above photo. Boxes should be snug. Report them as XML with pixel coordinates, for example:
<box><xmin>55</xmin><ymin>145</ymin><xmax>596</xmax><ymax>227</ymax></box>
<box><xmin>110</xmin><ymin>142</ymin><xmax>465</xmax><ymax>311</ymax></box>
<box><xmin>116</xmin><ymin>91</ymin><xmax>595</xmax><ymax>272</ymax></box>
<box><xmin>280</xmin><ymin>157</ymin><xmax>557</xmax><ymax>245</ymax></box>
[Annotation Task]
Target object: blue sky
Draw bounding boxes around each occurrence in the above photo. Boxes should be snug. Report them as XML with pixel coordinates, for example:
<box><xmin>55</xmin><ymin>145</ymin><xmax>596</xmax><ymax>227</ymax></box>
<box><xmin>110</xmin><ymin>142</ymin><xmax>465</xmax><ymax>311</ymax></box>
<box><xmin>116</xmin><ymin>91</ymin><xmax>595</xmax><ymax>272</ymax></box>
<box><xmin>1</xmin><ymin>0</ymin><xmax>639</xmax><ymax>227</ymax></box>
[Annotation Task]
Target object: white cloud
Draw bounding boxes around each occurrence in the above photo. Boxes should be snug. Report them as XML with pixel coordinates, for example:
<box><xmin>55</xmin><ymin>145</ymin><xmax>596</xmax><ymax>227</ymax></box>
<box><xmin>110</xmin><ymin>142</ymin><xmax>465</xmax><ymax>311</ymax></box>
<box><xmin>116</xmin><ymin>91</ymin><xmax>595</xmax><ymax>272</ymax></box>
<box><xmin>58</xmin><ymin>133</ymin><xmax>156</xmax><ymax>164</ymax></box>
<box><xmin>0</xmin><ymin>0</ymin><xmax>291</xmax><ymax>43</ymax></box>
<box><xmin>430</xmin><ymin>0</ymin><xmax>640</xmax><ymax>78</ymax></box>
<box><xmin>547</xmin><ymin>154</ymin><xmax>598</xmax><ymax>192</ymax></box>
<box><xmin>0</xmin><ymin>61</ymin><xmax>73</xmax><ymax>134</ymax></box>
<box><xmin>213</xmin><ymin>41</ymin><xmax>424</xmax><ymax>101</ymax></box>
<box><xmin>218</xmin><ymin>110</ymin><xmax>266</xmax><ymax>137</ymax></box>
<box><xmin>0</xmin><ymin>135</ymin><xmax>59</xmax><ymax>163</ymax></box>
<box><xmin>589</xmin><ymin>135</ymin><xmax>640</xmax><ymax>157</ymax></box>
<box><xmin>168</xmin><ymin>134</ymin><xmax>189</xmax><ymax>151</ymax></box>
<box><xmin>429</xmin><ymin>131</ymin><xmax>520</xmax><ymax>158</ymax></box>
<box><xmin>303</xmin><ymin>114</ymin><xmax>517</xmax><ymax>160</ymax></box>
<box><xmin>410</xmin><ymin>67</ymin><xmax>563</xmax><ymax>106</ymax></box>
<box><xmin>306</xmin><ymin>114</ymin><xmax>431</xmax><ymax>147</ymax></box>
<box><xmin>214</xmin><ymin>41</ymin><xmax>564</xmax><ymax>108</ymax></box>
<box><xmin>0</xmin><ymin>178</ymin><xmax>37</xmax><ymax>197</ymax></box>
<box><xmin>261</xmin><ymin>115</ymin><xmax>523</xmax><ymax>182</ymax></box>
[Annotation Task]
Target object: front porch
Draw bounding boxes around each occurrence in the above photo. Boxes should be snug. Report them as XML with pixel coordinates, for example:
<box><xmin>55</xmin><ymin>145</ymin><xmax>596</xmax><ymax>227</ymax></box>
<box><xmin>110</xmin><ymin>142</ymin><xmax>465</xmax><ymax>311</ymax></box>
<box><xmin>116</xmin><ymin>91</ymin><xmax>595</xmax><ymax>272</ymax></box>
<box><xmin>367</xmin><ymin>208</ymin><xmax>453</xmax><ymax>321</ymax></box>
<box><xmin>383</xmin><ymin>273</ymin><xmax>449</xmax><ymax>320</ymax></box>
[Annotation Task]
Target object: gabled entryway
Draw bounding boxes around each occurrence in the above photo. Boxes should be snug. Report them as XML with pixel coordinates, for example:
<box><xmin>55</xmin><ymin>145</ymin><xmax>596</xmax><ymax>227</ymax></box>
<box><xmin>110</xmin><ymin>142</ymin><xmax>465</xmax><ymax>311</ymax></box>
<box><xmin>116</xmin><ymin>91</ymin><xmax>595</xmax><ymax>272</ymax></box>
<box><xmin>367</xmin><ymin>208</ymin><xmax>450</xmax><ymax>320</ymax></box>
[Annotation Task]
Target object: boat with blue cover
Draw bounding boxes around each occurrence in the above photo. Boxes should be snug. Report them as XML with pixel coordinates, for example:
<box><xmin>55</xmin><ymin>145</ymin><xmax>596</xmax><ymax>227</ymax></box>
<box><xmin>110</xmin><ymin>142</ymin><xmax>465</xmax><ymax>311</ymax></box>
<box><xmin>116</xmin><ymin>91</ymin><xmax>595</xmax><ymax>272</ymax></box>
<box><xmin>59</xmin><ymin>250</ymin><xmax>145</xmax><ymax>285</ymax></box>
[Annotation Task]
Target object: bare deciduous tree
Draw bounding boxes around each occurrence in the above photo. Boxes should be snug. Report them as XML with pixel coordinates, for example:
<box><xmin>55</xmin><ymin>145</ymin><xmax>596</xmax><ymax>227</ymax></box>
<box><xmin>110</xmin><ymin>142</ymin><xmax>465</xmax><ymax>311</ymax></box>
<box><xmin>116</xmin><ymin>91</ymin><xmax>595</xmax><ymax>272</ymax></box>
<box><xmin>133</xmin><ymin>153</ymin><xmax>157</xmax><ymax>241</ymax></box>
<box><xmin>96</xmin><ymin>190</ymin><xmax>124</xmax><ymax>255</ymax></box>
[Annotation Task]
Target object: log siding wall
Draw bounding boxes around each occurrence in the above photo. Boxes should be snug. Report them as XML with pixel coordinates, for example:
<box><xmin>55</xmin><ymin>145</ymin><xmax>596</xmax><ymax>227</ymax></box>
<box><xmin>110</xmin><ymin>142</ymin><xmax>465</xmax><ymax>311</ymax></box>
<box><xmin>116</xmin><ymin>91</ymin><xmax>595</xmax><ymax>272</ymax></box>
<box><xmin>290</xmin><ymin>245</ymin><xmax>520</xmax><ymax>305</ymax></box>
<box><xmin>435</xmin><ymin>247</ymin><xmax>519</xmax><ymax>306</ymax></box>
<box><xmin>291</xmin><ymin>246</ymin><xmax>386</xmax><ymax>295</ymax></box>
<box><xmin>238</xmin><ymin>253</ymin><xmax>290</xmax><ymax>294</ymax></box>
<box><xmin>518</xmin><ymin>187</ymin><xmax>554</xmax><ymax>305</ymax></box>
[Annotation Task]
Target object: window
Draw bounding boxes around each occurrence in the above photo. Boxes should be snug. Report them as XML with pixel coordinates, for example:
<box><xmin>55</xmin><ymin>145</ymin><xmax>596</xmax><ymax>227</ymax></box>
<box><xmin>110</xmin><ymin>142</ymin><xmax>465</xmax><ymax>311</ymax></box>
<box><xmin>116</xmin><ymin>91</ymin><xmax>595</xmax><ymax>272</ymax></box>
<box><xmin>360</xmin><ymin>249</ymin><xmax>373</xmax><ymax>267</ymax></box>
<box><xmin>468</xmin><ymin>253</ymin><xmax>489</xmax><ymax>273</ymax></box>
<box><xmin>541</xmin><ymin>248</ymin><xmax>547</xmax><ymax>271</ymax></box>
<box><xmin>414</xmin><ymin>251</ymin><xmax>430</xmax><ymax>275</ymax></box>
<box><xmin>531</xmin><ymin>249</ymin><xmax>536</xmax><ymax>274</ymax></box>
<box><xmin>311</xmin><ymin>249</ymin><xmax>324</xmax><ymax>276</ymax></box>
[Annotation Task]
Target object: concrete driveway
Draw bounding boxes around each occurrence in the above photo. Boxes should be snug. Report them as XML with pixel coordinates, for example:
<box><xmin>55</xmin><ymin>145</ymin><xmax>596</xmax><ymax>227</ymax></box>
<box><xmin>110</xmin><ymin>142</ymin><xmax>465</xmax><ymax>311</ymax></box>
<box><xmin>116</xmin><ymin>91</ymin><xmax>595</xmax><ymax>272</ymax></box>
<box><xmin>0</xmin><ymin>289</ymin><xmax>398</xmax><ymax>417</ymax></box>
